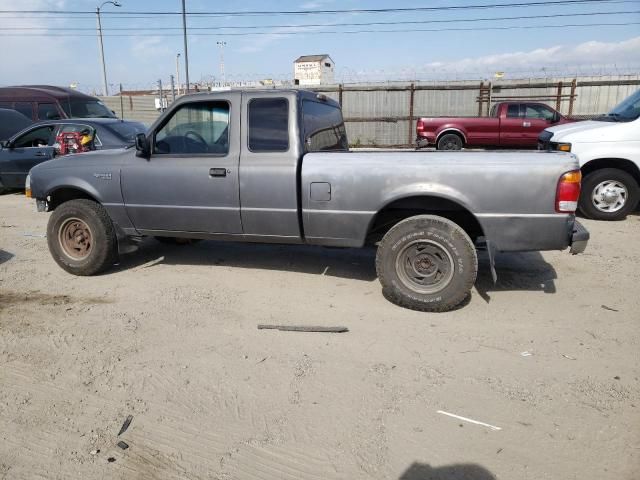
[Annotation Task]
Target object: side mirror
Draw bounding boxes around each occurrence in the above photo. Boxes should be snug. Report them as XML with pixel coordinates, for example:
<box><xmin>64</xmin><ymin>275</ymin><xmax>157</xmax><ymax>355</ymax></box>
<box><xmin>1</xmin><ymin>140</ymin><xmax>12</xmax><ymax>149</ymax></box>
<box><xmin>135</xmin><ymin>133</ymin><xmax>150</xmax><ymax>158</ymax></box>
<box><xmin>551</xmin><ymin>112</ymin><xmax>561</xmax><ymax>123</ymax></box>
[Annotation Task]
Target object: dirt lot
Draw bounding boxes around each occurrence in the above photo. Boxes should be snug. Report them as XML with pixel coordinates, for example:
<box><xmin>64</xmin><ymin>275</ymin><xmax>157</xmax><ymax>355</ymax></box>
<box><xmin>0</xmin><ymin>191</ymin><xmax>639</xmax><ymax>480</ymax></box>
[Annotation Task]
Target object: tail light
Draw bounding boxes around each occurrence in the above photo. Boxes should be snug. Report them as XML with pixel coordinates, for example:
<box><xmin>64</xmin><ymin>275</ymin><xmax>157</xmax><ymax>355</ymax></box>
<box><xmin>556</xmin><ymin>170</ymin><xmax>581</xmax><ymax>213</ymax></box>
<box><xmin>416</xmin><ymin>119</ymin><xmax>425</xmax><ymax>133</ymax></box>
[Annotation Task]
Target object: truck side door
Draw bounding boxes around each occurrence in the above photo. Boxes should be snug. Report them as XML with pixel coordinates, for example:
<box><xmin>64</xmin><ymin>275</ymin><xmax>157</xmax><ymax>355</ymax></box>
<box><xmin>498</xmin><ymin>103</ymin><xmax>526</xmax><ymax>146</ymax></box>
<box><xmin>121</xmin><ymin>94</ymin><xmax>242</xmax><ymax>234</ymax></box>
<box><xmin>522</xmin><ymin>104</ymin><xmax>557</xmax><ymax>147</ymax></box>
<box><xmin>238</xmin><ymin>93</ymin><xmax>302</xmax><ymax>240</ymax></box>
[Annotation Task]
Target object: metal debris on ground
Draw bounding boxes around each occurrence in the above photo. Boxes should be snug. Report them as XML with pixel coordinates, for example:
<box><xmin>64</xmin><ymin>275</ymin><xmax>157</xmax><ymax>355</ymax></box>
<box><xmin>436</xmin><ymin>410</ymin><xmax>502</xmax><ymax>431</ymax></box>
<box><xmin>116</xmin><ymin>441</ymin><xmax>129</xmax><ymax>450</ymax></box>
<box><xmin>562</xmin><ymin>354</ymin><xmax>577</xmax><ymax>360</ymax></box>
<box><xmin>117</xmin><ymin>415</ymin><xmax>133</xmax><ymax>436</ymax></box>
<box><xmin>107</xmin><ymin>457</ymin><xmax>116</xmax><ymax>463</ymax></box>
<box><xmin>601</xmin><ymin>304</ymin><xmax>619</xmax><ymax>312</ymax></box>
<box><xmin>90</xmin><ymin>449</ymin><xmax>100</xmax><ymax>455</ymax></box>
<box><xmin>257</xmin><ymin>324</ymin><xmax>349</xmax><ymax>333</ymax></box>
<box><xmin>520</xmin><ymin>351</ymin><xmax>533</xmax><ymax>357</ymax></box>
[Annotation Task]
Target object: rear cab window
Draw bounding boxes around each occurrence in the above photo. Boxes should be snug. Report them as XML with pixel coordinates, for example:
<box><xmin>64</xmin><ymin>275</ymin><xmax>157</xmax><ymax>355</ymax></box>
<box><xmin>302</xmin><ymin>100</ymin><xmax>348</xmax><ymax>152</ymax></box>
<box><xmin>248</xmin><ymin>98</ymin><xmax>289</xmax><ymax>152</ymax></box>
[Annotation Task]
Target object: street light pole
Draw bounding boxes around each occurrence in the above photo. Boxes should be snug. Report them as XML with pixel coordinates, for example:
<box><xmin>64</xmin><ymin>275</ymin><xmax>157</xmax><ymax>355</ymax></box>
<box><xmin>96</xmin><ymin>1</ymin><xmax>121</xmax><ymax>97</ymax></box>
<box><xmin>176</xmin><ymin>53</ymin><xmax>181</xmax><ymax>95</ymax></box>
<box><xmin>216</xmin><ymin>41</ymin><xmax>226</xmax><ymax>85</ymax></box>
<box><xmin>181</xmin><ymin>0</ymin><xmax>190</xmax><ymax>93</ymax></box>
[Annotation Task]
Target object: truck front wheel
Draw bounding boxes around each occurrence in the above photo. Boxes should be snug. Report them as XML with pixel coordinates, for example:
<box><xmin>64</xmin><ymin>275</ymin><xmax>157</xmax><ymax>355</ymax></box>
<box><xmin>376</xmin><ymin>215</ymin><xmax>478</xmax><ymax>312</ymax></box>
<box><xmin>579</xmin><ymin>168</ymin><xmax>639</xmax><ymax>221</ymax></box>
<box><xmin>47</xmin><ymin>199</ymin><xmax>118</xmax><ymax>276</ymax></box>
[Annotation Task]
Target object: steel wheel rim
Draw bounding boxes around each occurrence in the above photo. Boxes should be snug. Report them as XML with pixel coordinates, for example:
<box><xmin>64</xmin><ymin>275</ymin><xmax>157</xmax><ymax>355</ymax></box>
<box><xmin>58</xmin><ymin>217</ymin><xmax>93</xmax><ymax>260</ymax></box>
<box><xmin>441</xmin><ymin>136</ymin><xmax>460</xmax><ymax>150</ymax></box>
<box><xmin>395</xmin><ymin>239</ymin><xmax>455</xmax><ymax>294</ymax></box>
<box><xmin>591</xmin><ymin>180</ymin><xmax>627</xmax><ymax>213</ymax></box>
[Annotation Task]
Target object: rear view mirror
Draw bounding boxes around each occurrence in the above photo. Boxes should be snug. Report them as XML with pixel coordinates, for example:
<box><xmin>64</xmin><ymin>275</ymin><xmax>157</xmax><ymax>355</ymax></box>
<box><xmin>135</xmin><ymin>133</ymin><xmax>150</xmax><ymax>158</ymax></box>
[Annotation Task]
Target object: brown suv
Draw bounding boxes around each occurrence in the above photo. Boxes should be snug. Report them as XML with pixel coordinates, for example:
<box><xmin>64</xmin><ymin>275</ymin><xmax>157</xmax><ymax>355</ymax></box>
<box><xmin>0</xmin><ymin>85</ymin><xmax>116</xmax><ymax>121</ymax></box>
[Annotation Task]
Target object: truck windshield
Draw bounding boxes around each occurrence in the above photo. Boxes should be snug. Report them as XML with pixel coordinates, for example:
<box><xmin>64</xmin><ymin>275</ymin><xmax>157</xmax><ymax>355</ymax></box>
<box><xmin>302</xmin><ymin>100</ymin><xmax>348</xmax><ymax>152</ymax></box>
<box><xmin>600</xmin><ymin>89</ymin><xmax>640</xmax><ymax>122</ymax></box>
<box><xmin>60</xmin><ymin>100</ymin><xmax>116</xmax><ymax>119</ymax></box>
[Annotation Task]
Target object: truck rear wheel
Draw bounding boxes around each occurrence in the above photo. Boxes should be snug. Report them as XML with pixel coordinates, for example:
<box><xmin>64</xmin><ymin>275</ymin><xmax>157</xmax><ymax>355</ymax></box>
<box><xmin>47</xmin><ymin>199</ymin><xmax>118</xmax><ymax>276</ymax></box>
<box><xmin>376</xmin><ymin>215</ymin><xmax>477</xmax><ymax>312</ymax></box>
<box><xmin>579</xmin><ymin>168</ymin><xmax>639</xmax><ymax>221</ymax></box>
<box><xmin>437</xmin><ymin>133</ymin><xmax>463</xmax><ymax>150</ymax></box>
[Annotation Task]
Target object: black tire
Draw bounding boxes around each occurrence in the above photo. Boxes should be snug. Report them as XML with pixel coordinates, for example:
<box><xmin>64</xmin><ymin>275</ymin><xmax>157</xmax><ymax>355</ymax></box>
<box><xmin>436</xmin><ymin>133</ymin><xmax>463</xmax><ymax>150</ymax></box>
<box><xmin>154</xmin><ymin>236</ymin><xmax>203</xmax><ymax>245</ymax></box>
<box><xmin>376</xmin><ymin>215</ymin><xmax>477</xmax><ymax>312</ymax></box>
<box><xmin>579</xmin><ymin>168</ymin><xmax>639</xmax><ymax>221</ymax></box>
<box><xmin>47</xmin><ymin>199</ymin><xmax>118</xmax><ymax>276</ymax></box>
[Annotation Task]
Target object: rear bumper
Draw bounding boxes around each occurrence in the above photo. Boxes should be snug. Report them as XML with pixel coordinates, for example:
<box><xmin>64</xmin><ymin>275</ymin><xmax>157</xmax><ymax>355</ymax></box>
<box><xmin>416</xmin><ymin>136</ymin><xmax>434</xmax><ymax>149</ymax></box>
<box><xmin>570</xmin><ymin>220</ymin><xmax>589</xmax><ymax>254</ymax></box>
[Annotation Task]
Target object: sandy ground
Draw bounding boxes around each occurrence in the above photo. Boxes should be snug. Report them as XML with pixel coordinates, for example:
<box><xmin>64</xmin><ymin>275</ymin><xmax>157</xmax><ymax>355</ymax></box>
<box><xmin>1</xmin><ymin>191</ymin><xmax>639</xmax><ymax>480</ymax></box>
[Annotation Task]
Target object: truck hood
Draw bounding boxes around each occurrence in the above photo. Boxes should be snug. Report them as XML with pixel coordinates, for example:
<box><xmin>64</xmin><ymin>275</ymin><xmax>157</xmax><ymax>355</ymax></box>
<box><xmin>544</xmin><ymin>120</ymin><xmax>621</xmax><ymax>142</ymax></box>
<box><xmin>31</xmin><ymin>147</ymin><xmax>133</xmax><ymax>172</ymax></box>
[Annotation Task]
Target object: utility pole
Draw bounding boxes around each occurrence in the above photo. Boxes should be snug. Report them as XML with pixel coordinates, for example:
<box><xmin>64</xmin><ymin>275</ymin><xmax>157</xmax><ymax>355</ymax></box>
<box><xmin>181</xmin><ymin>0</ymin><xmax>190</xmax><ymax>93</ymax></box>
<box><xmin>158</xmin><ymin>79</ymin><xmax>165</xmax><ymax>111</ymax></box>
<box><xmin>176</xmin><ymin>53</ymin><xmax>181</xmax><ymax>95</ymax></box>
<box><xmin>95</xmin><ymin>1</ymin><xmax>121</xmax><ymax>96</ymax></box>
<box><xmin>216</xmin><ymin>41</ymin><xmax>227</xmax><ymax>85</ymax></box>
<box><xmin>170</xmin><ymin>75</ymin><xmax>176</xmax><ymax>102</ymax></box>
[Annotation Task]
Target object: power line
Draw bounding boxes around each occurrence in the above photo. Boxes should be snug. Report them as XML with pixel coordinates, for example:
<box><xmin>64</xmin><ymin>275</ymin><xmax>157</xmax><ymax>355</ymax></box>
<box><xmin>0</xmin><ymin>0</ymin><xmax>631</xmax><ymax>17</ymax></box>
<box><xmin>2</xmin><ymin>10</ymin><xmax>637</xmax><ymax>30</ymax></box>
<box><xmin>0</xmin><ymin>21</ymin><xmax>638</xmax><ymax>37</ymax></box>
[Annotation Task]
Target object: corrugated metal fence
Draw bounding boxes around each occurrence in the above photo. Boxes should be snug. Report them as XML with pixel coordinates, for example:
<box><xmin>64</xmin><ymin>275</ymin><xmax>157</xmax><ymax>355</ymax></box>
<box><xmin>99</xmin><ymin>74</ymin><xmax>640</xmax><ymax>147</ymax></box>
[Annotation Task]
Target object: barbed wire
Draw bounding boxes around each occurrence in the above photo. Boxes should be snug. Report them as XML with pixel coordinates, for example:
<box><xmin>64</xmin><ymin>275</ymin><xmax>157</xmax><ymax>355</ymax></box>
<box><xmin>48</xmin><ymin>64</ymin><xmax>639</xmax><ymax>95</ymax></box>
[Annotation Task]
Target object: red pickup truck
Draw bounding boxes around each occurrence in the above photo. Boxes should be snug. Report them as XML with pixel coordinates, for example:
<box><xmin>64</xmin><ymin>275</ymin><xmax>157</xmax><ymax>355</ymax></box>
<box><xmin>416</xmin><ymin>102</ymin><xmax>574</xmax><ymax>150</ymax></box>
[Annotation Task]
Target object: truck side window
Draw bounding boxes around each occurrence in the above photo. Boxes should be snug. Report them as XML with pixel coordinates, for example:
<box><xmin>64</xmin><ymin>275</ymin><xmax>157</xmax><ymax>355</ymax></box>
<box><xmin>14</xmin><ymin>102</ymin><xmax>33</xmax><ymax>119</ymax></box>
<box><xmin>302</xmin><ymin>100</ymin><xmax>348</xmax><ymax>152</ymax></box>
<box><xmin>525</xmin><ymin>104</ymin><xmax>554</xmax><ymax>121</ymax></box>
<box><xmin>13</xmin><ymin>125</ymin><xmax>56</xmax><ymax>148</ymax></box>
<box><xmin>248</xmin><ymin>98</ymin><xmax>289</xmax><ymax>152</ymax></box>
<box><xmin>154</xmin><ymin>101</ymin><xmax>230</xmax><ymax>155</ymax></box>
<box><xmin>506</xmin><ymin>104</ymin><xmax>521</xmax><ymax>118</ymax></box>
<box><xmin>37</xmin><ymin>103</ymin><xmax>61</xmax><ymax>121</ymax></box>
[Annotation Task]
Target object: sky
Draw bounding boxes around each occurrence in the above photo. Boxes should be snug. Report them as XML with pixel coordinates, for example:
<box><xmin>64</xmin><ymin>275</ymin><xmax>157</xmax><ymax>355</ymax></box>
<box><xmin>0</xmin><ymin>0</ymin><xmax>639</xmax><ymax>93</ymax></box>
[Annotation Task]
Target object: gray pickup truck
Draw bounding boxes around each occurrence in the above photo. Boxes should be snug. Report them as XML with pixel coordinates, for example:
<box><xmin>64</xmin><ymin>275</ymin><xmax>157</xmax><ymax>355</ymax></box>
<box><xmin>26</xmin><ymin>89</ymin><xmax>588</xmax><ymax>312</ymax></box>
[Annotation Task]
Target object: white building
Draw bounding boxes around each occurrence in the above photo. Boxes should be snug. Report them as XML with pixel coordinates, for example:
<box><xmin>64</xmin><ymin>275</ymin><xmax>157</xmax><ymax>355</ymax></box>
<box><xmin>294</xmin><ymin>54</ymin><xmax>335</xmax><ymax>86</ymax></box>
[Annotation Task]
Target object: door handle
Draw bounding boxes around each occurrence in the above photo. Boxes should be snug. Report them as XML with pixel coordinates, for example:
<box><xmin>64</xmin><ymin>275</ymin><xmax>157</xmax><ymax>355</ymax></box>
<box><xmin>522</xmin><ymin>121</ymin><xmax>531</xmax><ymax>127</ymax></box>
<box><xmin>209</xmin><ymin>167</ymin><xmax>227</xmax><ymax>177</ymax></box>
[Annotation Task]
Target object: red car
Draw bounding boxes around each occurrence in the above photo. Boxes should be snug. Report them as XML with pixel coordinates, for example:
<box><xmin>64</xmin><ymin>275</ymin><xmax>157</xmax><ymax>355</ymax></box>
<box><xmin>416</xmin><ymin>102</ymin><xmax>574</xmax><ymax>150</ymax></box>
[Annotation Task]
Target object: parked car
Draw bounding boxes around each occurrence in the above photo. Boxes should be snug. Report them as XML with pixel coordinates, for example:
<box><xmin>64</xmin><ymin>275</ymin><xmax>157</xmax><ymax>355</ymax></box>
<box><xmin>0</xmin><ymin>85</ymin><xmax>117</xmax><ymax>122</ymax></box>
<box><xmin>0</xmin><ymin>118</ymin><xmax>145</xmax><ymax>193</ymax></box>
<box><xmin>27</xmin><ymin>90</ymin><xmax>588</xmax><ymax>312</ymax></box>
<box><xmin>0</xmin><ymin>108</ymin><xmax>33</xmax><ymax>141</ymax></box>
<box><xmin>416</xmin><ymin>101</ymin><xmax>573</xmax><ymax>150</ymax></box>
<box><xmin>539</xmin><ymin>89</ymin><xmax>640</xmax><ymax>221</ymax></box>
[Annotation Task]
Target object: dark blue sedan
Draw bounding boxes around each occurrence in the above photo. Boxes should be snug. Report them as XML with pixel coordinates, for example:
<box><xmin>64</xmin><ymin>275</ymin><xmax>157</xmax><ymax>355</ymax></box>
<box><xmin>0</xmin><ymin>118</ymin><xmax>146</xmax><ymax>192</ymax></box>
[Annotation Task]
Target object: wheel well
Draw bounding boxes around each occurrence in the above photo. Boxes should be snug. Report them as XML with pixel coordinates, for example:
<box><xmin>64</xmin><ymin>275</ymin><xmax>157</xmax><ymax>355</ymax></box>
<box><xmin>366</xmin><ymin>196</ymin><xmax>484</xmax><ymax>244</ymax></box>
<box><xmin>436</xmin><ymin>129</ymin><xmax>466</xmax><ymax>145</ymax></box>
<box><xmin>47</xmin><ymin>188</ymin><xmax>98</xmax><ymax>210</ymax></box>
<box><xmin>581</xmin><ymin>158</ymin><xmax>640</xmax><ymax>185</ymax></box>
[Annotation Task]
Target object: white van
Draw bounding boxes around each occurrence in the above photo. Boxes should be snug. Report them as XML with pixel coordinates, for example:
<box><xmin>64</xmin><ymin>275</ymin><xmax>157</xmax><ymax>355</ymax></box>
<box><xmin>539</xmin><ymin>90</ymin><xmax>640</xmax><ymax>220</ymax></box>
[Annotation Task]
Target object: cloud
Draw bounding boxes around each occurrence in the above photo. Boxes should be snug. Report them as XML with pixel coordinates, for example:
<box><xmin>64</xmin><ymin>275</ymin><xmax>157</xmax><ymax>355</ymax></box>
<box><xmin>0</xmin><ymin>0</ymin><xmax>82</xmax><ymax>87</ymax></box>
<box><xmin>131</xmin><ymin>36</ymin><xmax>172</xmax><ymax>58</ymax></box>
<box><xmin>421</xmin><ymin>36</ymin><xmax>640</xmax><ymax>76</ymax></box>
